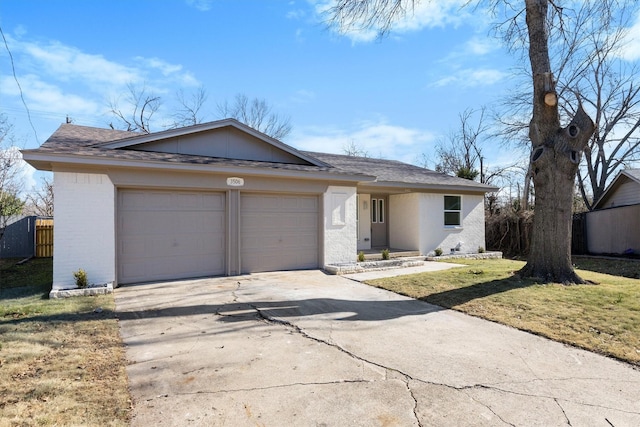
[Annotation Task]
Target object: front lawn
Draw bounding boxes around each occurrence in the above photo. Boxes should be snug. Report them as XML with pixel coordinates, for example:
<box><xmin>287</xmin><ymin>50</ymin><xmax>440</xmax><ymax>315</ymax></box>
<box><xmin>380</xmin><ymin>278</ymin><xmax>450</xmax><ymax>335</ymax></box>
<box><xmin>0</xmin><ymin>258</ymin><xmax>131</xmax><ymax>426</ymax></box>
<box><xmin>367</xmin><ymin>258</ymin><xmax>640</xmax><ymax>366</ymax></box>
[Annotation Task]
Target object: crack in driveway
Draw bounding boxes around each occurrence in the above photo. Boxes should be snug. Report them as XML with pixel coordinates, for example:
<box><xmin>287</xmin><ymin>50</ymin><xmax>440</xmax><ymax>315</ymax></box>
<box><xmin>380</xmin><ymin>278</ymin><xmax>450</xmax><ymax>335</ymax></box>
<box><xmin>243</xmin><ymin>301</ymin><xmax>640</xmax><ymax>425</ymax></box>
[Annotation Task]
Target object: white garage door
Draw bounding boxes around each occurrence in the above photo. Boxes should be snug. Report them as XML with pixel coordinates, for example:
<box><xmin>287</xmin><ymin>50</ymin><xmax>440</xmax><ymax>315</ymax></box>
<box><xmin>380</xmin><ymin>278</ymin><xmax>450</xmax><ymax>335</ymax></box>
<box><xmin>118</xmin><ymin>190</ymin><xmax>226</xmax><ymax>284</ymax></box>
<box><xmin>241</xmin><ymin>194</ymin><xmax>318</xmax><ymax>273</ymax></box>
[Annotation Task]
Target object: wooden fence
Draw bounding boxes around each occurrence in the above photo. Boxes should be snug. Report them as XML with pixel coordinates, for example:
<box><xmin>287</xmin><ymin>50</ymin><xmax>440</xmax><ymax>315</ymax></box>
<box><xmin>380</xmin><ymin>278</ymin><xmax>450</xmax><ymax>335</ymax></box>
<box><xmin>35</xmin><ymin>218</ymin><xmax>53</xmax><ymax>257</ymax></box>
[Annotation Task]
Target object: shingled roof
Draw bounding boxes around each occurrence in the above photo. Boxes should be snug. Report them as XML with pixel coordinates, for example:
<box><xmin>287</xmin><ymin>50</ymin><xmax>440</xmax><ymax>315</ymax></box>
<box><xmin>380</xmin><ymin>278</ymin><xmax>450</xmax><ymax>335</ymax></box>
<box><xmin>22</xmin><ymin>123</ymin><xmax>369</xmax><ymax>179</ymax></box>
<box><xmin>304</xmin><ymin>151</ymin><xmax>497</xmax><ymax>192</ymax></box>
<box><xmin>23</xmin><ymin>122</ymin><xmax>498</xmax><ymax>192</ymax></box>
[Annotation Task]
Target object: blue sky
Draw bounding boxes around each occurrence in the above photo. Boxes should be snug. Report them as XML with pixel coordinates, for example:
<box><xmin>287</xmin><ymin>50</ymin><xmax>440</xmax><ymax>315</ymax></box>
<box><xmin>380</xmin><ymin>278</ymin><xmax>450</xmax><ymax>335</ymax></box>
<box><xmin>3</xmin><ymin>0</ymin><xmax>640</xmax><ymax>191</ymax></box>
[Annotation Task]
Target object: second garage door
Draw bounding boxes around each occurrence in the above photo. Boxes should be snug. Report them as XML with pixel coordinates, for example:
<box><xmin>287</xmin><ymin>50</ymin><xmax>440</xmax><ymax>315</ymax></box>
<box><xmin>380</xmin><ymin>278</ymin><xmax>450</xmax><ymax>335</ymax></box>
<box><xmin>241</xmin><ymin>193</ymin><xmax>319</xmax><ymax>273</ymax></box>
<box><xmin>118</xmin><ymin>190</ymin><xmax>226</xmax><ymax>284</ymax></box>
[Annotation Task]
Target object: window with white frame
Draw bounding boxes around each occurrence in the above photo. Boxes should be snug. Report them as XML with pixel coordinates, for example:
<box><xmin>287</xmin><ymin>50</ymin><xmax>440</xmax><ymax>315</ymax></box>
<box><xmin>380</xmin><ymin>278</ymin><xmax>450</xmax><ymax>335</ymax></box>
<box><xmin>444</xmin><ymin>195</ymin><xmax>461</xmax><ymax>227</ymax></box>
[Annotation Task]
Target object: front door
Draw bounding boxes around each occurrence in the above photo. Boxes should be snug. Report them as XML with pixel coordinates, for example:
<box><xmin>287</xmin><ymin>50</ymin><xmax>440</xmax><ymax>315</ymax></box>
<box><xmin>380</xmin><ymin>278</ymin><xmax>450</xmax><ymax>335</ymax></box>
<box><xmin>370</xmin><ymin>195</ymin><xmax>388</xmax><ymax>247</ymax></box>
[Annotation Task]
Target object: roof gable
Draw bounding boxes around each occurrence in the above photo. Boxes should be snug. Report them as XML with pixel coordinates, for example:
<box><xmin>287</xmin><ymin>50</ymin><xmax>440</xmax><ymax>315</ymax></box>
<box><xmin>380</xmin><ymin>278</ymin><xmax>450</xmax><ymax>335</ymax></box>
<box><xmin>100</xmin><ymin>119</ymin><xmax>325</xmax><ymax>166</ymax></box>
<box><xmin>594</xmin><ymin>169</ymin><xmax>640</xmax><ymax>209</ymax></box>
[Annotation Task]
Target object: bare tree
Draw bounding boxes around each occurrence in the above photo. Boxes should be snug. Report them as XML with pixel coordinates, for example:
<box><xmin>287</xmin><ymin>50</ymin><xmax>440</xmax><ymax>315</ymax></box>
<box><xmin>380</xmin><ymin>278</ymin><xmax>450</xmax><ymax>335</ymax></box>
<box><xmin>0</xmin><ymin>114</ymin><xmax>25</xmax><ymax>241</ymax></box>
<box><xmin>497</xmin><ymin>0</ymin><xmax>640</xmax><ymax>211</ymax></box>
<box><xmin>343</xmin><ymin>140</ymin><xmax>370</xmax><ymax>157</ymax></box>
<box><xmin>433</xmin><ymin>108</ymin><xmax>489</xmax><ymax>181</ymax></box>
<box><xmin>172</xmin><ymin>86</ymin><xmax>208</xmax><ymax>128</ymax></box>
<box><xmin>109</xmin><ymin>83</ymin><xmax>161</xmax><ymax>133</ymax></box>
<box><xmin>25</xmin><ymin>176</ymin><xmax>54</xmax><ymax>217</ymax></box>
<box><xmin>218</xmin><ymin>93</ymin><xmax>292</xmax><ymax>140</ymax></box>
<box><xmin>572</xmin><ymin>2</ymin><xmax>640</xmax><ymax>209</ymax></box>
<box><xmin>326</xmin><ymin>0</ymin><xmax>599</xmax><ymax>283</ymax></box>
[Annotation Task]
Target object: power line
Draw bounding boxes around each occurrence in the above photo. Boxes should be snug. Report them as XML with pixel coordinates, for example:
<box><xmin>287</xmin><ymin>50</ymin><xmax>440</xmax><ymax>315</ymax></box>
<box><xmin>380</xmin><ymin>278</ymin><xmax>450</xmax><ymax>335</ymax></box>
<box><xmin>0</xmin><ymin>25</ymin><xmax>39</xmax><ymax>144</ymax></box>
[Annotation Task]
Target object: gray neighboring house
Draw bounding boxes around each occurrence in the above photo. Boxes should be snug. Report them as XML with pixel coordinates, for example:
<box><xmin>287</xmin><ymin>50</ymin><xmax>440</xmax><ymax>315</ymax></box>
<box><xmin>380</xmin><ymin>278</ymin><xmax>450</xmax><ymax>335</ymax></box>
<box><xmin>22</xmin><ymin>119</ymin><xmax>497</xmax><ymax>290</ymax></box>
<box><xmin>586</xmin><ymin>169</ymin><xmax>640</xmax><ymax>255</ymax></box>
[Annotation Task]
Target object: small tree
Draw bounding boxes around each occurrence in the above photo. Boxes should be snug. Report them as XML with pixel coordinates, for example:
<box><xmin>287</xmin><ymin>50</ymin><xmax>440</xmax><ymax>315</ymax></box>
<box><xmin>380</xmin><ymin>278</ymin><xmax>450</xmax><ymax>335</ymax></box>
<box><xmin>25</xmin><ymin>176</ymin><xmax>54</xmax><ymax>217</ymax></box>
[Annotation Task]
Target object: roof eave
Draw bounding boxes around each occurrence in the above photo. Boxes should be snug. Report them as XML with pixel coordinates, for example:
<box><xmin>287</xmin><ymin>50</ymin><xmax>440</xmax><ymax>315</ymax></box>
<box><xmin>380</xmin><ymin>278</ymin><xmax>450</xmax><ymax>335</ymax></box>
<box><xmin>21</xmin><ymin>151</ymin><xmax>376</xmax><ymax>183</ymax></box>
<box><xmin>359</xmin><ymin>180</ymin><xmax>499</xmax><ymax>193</ymax></box>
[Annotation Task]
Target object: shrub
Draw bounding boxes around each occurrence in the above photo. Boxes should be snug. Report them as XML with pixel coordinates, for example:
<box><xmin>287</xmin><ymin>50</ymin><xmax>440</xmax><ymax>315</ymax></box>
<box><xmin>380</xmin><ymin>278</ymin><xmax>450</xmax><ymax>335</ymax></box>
<box><xmin>434</xmin><ymin>248</ymin><xmax>443</xmax><ymax>257</ymax></box>
<box><xmin>73</xmin><ymin>269</ymin><xmax>88</xmax><ymax>289</ymax></box>
<box><xmin>478</xmin><ymin>246</ymin><xmax>485</xmax><ymax>253</ymax></box>
<box><xmin>381</xmin><ymin>248</ymin><xmax>390</xmax><ymax>260</ymax></box>
<box><xmin>358</xmin><ymin>251</ymin><xmax>365</xmax><ymax>262</ymax></box>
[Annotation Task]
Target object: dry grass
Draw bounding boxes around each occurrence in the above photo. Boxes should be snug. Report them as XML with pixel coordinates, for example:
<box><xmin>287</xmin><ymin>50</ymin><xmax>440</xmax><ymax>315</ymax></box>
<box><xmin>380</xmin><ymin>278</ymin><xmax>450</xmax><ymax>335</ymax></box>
<box><xmin>367</xmin><ymin>258</ymin><xmax>640</xmax><ymax>366</ymax></box>
<box><xmin>0</xmin><ymin>284</ymin><xmax>131</xmax><ymax>426</ymax></box>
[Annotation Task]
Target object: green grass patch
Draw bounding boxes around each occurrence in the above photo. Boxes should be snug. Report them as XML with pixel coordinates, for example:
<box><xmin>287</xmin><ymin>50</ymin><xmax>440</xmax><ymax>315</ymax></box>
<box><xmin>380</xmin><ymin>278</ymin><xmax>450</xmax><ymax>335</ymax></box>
<box><xmin>367</xmin><ymin>258</ymin><xmax>640</xmax><ymax>366</ymax></box>
<box><xmin>0</xmin><ymin>282</ymin><xmax>131</xmax><ymax>425</ymax></box>
<box><xmin>0</xmin><ymin>258</ymin><xmax>53</xmax><ymax>297</ymax></box>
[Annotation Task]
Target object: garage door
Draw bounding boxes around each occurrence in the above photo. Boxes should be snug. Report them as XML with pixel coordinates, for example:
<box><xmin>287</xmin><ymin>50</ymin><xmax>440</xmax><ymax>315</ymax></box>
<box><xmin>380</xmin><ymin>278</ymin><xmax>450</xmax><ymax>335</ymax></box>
<box><xmin>118</xmin><ymin>190</ymin><xmax>226</xmax><ymax>284</ymax></box>
<box><xmin>241</xmin><ymin>194</ymin><xmax>318</xmax><ymax>273</ymax></box>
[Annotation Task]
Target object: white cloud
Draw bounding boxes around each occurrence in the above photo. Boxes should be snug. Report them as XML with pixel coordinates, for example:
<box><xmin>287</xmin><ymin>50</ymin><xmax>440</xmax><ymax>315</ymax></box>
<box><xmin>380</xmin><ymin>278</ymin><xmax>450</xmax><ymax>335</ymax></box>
<box><xmin>315</xmin><ymin>0</ymin><xmax>470</xmax><ymax>43</ymax></box>
<box><xmin>290</xmin><ymin>89</ymin><xmax>316</xmax><ymax>103</ymax></box>
<box><xmin>20</xmin><ymin>40</ymin><xmax>139</xmax><ymax>88</ymax></box>
<box><xmin>431</xmin><ymin>68</ymin><xmax>507</xmax><ymax>88</ymax></box>
<box><xmin>186</xmin><ymin>0</ymin><xmax>213</xmax><ymax>12</ymax></box>
<box><xmin>618</xmin><ymin>13</ymin><xmax>640</xmax><ymax>61</ymax></box>
<box><xmin>291</xmin><ymin>118</ymin><xmax>435</xmax><ymax>163</ymax></box>
<box><xmin>0</xmin><ymin>33</ymin><xmax>202</xmax><ymax>136</ymax></box>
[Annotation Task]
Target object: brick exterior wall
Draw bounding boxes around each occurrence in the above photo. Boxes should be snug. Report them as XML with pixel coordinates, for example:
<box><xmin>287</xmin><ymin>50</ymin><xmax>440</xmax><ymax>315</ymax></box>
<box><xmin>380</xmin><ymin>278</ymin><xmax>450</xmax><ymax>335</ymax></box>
<box><xmin>52</xmin><ymin>172</ymin><xmax>115</xmax><ymax>290</ymax></box>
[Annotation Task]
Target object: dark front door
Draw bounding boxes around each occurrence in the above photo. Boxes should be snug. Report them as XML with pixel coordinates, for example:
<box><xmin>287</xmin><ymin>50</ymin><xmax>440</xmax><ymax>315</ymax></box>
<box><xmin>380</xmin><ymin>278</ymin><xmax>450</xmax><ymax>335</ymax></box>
<box><xmin>370</xmin><ymin>195</ymin><xmax>388</xmax><ymax>247</ymax></box>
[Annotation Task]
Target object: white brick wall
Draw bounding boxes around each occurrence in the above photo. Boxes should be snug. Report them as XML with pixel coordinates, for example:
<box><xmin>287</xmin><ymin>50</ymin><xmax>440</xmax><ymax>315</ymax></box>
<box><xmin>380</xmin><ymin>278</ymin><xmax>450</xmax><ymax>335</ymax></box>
<box><xmin>417</xmin><ymin>193</ymin><xmax>486</xmax><ymax>255</ymax></box>
<box><xmin>52</xmin><ymin>172</ymin><xmax>115</xmax><ymax>290</ymax></box>
<box><xmin>389</xmin><ymin>193</ymin><xmax>420</xmax><ymax>250</ymax></box>
<box><xmin>323</xmin><ymin>186</ymin><xmax>357</xmax><ymax>265</ymax></box>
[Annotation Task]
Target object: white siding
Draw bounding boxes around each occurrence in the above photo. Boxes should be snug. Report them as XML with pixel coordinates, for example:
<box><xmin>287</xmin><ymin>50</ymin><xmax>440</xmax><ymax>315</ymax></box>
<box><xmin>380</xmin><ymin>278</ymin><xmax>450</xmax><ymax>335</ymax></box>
<box><xmin>389</xmin><ymin>193</ymin><xmax>420</xmax><ymax>250</ymax></box>
<box><xmin>323</xmin><ymin>186</ymin><xmax>357</xmax><ymax>265</ymax></box>
<box><xmin>416</xmin><ymin>193</ymin><xmax>486</xmax><ymax>255</ymax></box>
<box><xmin>53</xmin><ymin>172</ymin><xmax>115</xmax><ymax>290</ymax></box>
<box><xmin>601</xmin><ymin>180</ymin><xmax>640</xmax><ymax>208</ymax></box>
<box><xmin>587</xmin><ymin>205</ymin><xmax>640</xmax><ymax>254</ymax></box>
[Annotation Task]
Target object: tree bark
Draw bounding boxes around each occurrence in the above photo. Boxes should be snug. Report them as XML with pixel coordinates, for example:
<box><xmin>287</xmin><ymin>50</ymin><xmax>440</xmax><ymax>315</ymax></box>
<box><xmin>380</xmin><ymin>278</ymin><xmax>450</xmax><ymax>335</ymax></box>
<box><xmin>518</xmin><ymin>0</ymin><xmax>595</xmax><ymax>283</ymax></box>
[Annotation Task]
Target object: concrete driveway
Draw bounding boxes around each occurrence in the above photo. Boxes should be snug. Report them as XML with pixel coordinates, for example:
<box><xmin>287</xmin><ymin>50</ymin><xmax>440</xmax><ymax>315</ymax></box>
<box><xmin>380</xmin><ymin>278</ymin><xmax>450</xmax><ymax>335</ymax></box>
<box><xmin>115</xmin><ymin>270</ymin><xmax>640</xmax><ymax>426</ymax></box>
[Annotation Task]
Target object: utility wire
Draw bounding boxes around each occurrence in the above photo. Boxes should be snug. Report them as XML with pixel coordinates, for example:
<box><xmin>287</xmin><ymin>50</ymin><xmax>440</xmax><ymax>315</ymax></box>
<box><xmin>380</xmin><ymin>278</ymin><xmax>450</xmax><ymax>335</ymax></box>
<box><xmin>0</xmin><ymin>25</ymin><xmax>39</xmax><ymax>144</ymax></box>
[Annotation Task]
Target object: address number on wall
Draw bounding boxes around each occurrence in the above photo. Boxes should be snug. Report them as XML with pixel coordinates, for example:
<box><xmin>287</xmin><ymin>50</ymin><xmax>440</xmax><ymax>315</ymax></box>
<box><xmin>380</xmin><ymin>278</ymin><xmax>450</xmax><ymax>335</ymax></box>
<box><xmin>226</xmin><ymin>177</ymin><xmax>245</xmax><ymax>187</ymax></box>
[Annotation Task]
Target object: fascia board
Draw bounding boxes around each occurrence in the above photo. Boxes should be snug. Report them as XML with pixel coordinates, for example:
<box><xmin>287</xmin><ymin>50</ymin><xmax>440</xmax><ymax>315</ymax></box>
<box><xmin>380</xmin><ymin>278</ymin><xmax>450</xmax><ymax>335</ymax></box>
<box><xmin>359</xmin><ymin>180</ymin><xmax>499</xmax><ymax>194</ymax></box>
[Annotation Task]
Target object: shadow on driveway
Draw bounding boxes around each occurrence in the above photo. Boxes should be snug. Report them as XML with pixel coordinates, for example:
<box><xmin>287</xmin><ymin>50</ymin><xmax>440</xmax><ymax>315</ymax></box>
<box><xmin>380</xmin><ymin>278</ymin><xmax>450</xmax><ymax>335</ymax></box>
<box><xmin>116</xmin><ymin>296</ymin><xmax>443</xmax><ymax>323</ymax></box>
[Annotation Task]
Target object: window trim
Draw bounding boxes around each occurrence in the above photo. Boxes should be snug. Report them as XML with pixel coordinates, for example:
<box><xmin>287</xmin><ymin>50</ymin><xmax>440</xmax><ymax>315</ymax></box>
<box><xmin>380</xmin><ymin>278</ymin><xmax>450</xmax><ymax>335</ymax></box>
<box><xmin>444</xmin><ymin>195</ymin><xmax>462</xmax><ymax>228</ymax></box>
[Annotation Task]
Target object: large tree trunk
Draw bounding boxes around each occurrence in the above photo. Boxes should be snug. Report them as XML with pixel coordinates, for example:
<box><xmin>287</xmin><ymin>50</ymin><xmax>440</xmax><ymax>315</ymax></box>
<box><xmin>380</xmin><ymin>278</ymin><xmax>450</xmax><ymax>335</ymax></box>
<box><xmin>519</xmin><ymin>0</ymin><xmax>595</xmax><ymax>283</ymax></box>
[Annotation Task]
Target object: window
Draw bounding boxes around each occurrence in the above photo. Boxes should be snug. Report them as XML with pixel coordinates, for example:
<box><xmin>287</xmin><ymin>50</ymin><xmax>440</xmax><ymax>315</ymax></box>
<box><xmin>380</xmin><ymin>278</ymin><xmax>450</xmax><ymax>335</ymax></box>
<box><xmin>371</xmin><ymin>198</ymin><xmax>384</xmax><ymax>223</ymax></box>
<box><xmin>372</xmin><ymin>198</ymin><xmax>378</xmax><ymax>223</ymax></box>
<box><xmin>444</xmin><ymin>195</ymin><xmax>461</xmax><ymax>227</ymax></box>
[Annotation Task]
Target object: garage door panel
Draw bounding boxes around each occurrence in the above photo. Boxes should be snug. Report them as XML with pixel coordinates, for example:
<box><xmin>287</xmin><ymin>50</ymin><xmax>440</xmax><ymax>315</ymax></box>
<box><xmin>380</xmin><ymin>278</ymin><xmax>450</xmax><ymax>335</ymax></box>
<box><xmin>118</xmin><ymin>190</ymin><xmax>226</xmax><ymax>284</ymax></box>
<box><xmin>241</xmin><ymin>194</ymin><xmax>318</xmax><ymax>273</ymax></box>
